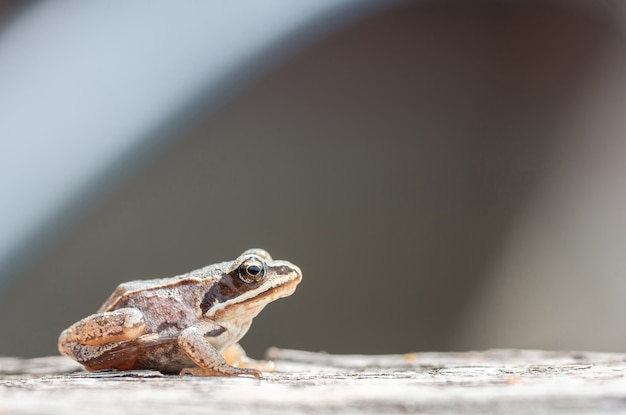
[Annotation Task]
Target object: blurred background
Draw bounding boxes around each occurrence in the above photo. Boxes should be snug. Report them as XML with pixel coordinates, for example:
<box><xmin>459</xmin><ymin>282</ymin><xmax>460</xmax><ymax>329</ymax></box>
<box><xmin>1</xmin><ymin>0</ymin><xmax>626</xmax><ymax>359</ymax></box>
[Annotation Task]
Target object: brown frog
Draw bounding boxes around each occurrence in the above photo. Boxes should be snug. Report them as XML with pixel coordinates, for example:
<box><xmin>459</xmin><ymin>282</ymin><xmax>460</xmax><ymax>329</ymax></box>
<box><xmin>58</xmin><ymin>249</ymin><xmax>302</xmax><ymax>378</ymax></box>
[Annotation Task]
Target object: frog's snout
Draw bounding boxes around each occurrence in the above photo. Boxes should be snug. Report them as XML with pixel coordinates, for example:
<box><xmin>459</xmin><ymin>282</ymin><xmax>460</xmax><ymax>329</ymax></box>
<box><xmin>290</xmin><ymin>263</ymin><xmax>303</xmax><ymax>281</ymax></box>
<box><xmin>273</xmin><ymin>260</ymin><xmax>302</xmax><ymax>286</ymax></box>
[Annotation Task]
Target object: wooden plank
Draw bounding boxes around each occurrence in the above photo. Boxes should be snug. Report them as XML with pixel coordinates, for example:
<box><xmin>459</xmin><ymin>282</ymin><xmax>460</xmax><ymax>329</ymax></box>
<box><xmin>1</xmin><ymin>349</ymin><xmax>626</xmax><ymax>414</ymax></box>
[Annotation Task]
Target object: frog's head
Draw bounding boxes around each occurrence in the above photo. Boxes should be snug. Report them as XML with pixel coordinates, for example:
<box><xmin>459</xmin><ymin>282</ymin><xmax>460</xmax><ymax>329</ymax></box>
<box><xmin>201</xmin><ymin>249</ymin><xmax>302</xmax><ymax>321</ymax></box>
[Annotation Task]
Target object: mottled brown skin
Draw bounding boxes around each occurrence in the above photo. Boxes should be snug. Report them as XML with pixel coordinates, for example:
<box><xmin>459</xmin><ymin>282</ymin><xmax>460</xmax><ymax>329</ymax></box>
<box><xmin>58</xmin><ymin>249</ymin><xmax>302</xmax><ymax>378</ymax></box>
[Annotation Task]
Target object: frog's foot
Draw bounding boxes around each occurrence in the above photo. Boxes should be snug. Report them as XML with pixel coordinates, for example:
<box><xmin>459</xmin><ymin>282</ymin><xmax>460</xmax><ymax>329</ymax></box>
<box><xmin>178</xmin><ymin>325</ymin><xmax>262</xmax><ymax>378</ymax></box>
<box><xmin>222</xmin><ymin>343</ymin><xmax>276</xmax><ymax>372</ymax></box>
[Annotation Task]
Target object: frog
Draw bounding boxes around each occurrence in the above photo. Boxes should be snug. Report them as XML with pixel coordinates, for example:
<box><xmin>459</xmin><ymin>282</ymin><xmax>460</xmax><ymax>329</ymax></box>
<box><xmin>58</xmin><ymin>249</ymin><xmax>302</xmax><ymax>378</ymax></box>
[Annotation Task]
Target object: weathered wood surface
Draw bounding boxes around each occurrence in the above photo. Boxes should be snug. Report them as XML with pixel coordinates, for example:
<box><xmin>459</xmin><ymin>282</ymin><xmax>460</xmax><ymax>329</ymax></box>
<box><xmin>1</xmin><ymin>349</ymin><xmax>626</xmax><ymax>414</ymax></box>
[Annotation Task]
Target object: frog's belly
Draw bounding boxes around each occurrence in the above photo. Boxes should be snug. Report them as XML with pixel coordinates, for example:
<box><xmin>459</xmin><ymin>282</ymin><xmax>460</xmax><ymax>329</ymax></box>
<box><xmin>81</xmin><ymin>336</ymin><xmax>194</xmax><ymax>374</ymax></box>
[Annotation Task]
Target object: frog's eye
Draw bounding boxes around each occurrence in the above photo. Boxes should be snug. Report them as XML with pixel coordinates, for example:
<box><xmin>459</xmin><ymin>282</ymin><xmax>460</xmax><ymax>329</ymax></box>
<box><xmin>238</xmin><ymin>257</ymin><xmax>266</xmax><ymax>284</ymax></box>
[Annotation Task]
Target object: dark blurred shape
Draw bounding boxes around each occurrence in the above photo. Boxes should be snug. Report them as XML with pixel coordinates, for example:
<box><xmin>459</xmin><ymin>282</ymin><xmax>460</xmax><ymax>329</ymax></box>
<box><xmin>1</xmin><ymin>0</ymin><xmax>625</xmax><ymax>358</ymax></box>
<box><xmin>0</xmin><ymin>0</ymin><xmax>30</xmax><ymax>27</ymax></box>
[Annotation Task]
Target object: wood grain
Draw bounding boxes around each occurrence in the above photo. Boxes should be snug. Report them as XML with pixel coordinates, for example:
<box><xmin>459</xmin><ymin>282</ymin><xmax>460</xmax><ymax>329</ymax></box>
<box><xmin>1</xmin><ymin>349</ymin><xmax>626</xmax><ymax>414</ymax></box>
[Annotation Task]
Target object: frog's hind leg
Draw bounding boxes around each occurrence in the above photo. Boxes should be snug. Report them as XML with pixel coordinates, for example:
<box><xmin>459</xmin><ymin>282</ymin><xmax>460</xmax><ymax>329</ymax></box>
<box><xmin>58</xmin><ymin>308</ymin><xmax>146</xmax><ymax>363</ymax></box>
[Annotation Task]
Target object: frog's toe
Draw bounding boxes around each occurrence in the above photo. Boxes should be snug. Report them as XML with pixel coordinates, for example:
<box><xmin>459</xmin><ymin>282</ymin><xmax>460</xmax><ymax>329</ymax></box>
<box><xmin>228</xmin><ymin>367</ymin><xmax>262</xmax><ymax>378</ymax></box>
<box><xmin>236</xmin><ymin>359</ymin><xmax>275</xmax><ymax>372</ymax></box>
<box><xmin>179</xmin><ymin>366</ymin><xmax>262</xmax><ymax>378</ymax></box>
<box><xmin>242</xmin><ymin>368</ymin><xmax>263</xmax><ymax>378</ymax></box>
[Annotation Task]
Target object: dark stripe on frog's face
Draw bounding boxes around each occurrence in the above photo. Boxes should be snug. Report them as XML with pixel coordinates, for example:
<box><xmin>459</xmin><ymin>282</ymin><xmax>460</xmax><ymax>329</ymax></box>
<box><xmin>200</xmin><ymin>272</ymin><xmax>252</xmax><ymax>314</ymax></box>
<box><xmin>199</xmin><ymin>264</ymin><xmax>301</xmax><ymax>315</ymax></box>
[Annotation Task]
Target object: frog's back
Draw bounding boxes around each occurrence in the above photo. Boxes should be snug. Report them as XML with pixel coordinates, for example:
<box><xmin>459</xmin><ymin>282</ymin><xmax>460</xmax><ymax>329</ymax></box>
<box><xmin>99</xmin><ymin>262</ymin><xmax>232</xmax><ymax>313</ymax></box>
<box><xmin>98</xmin><ymin>276</ymin><xmax>188</xmax><ymax>312</ymax></box>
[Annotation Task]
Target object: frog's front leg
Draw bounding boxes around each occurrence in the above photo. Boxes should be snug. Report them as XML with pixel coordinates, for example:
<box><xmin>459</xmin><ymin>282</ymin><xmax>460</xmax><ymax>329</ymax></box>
<box><xmin>58</xmin><ymin>308</ymin><xmax>146</xmax><ymax>363</ymax></box>
<box><xmin>178</xmin><ymin>322</ymin><xmax>262</xmax><ymax>378</ymax></box>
